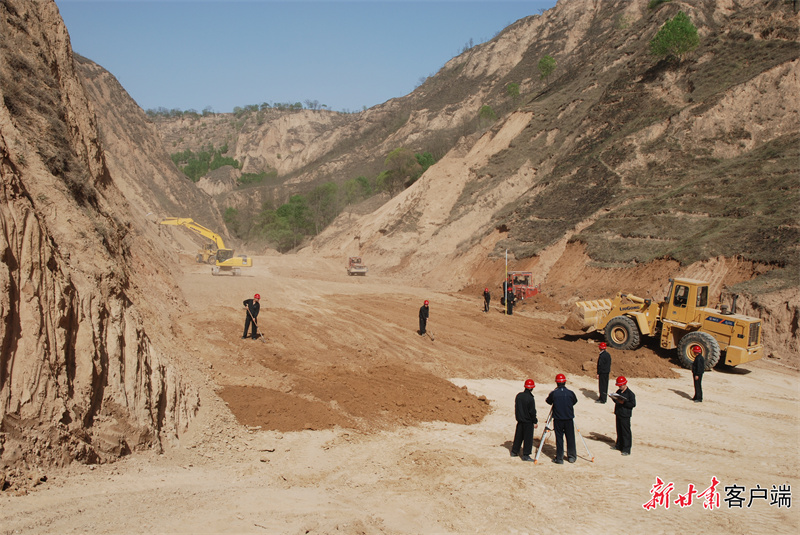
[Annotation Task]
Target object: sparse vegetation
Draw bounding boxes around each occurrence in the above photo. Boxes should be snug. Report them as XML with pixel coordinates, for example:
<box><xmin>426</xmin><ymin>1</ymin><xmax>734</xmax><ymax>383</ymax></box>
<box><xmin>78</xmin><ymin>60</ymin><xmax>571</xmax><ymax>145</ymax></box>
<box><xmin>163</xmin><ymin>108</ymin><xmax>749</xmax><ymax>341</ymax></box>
<box><xmin>538</xmin><ymin>54</ymin><xmax>556</xmax><ymax>83</ymax></box>
<box><xmin>230</xmin><ymin>146</ymin><xmax>436</xmax><ymax>251</ymax></box>
<box><xmin>238</xmin><ymin>170</ymin><xmax>278</xmax><ymax>186</ymax></box>
<box><xmin>505</xmin><ymin>83</ymin><xmax>520</xmax><ymax>104</ymax></box>
<box><xmin>170</xmin><ymin>145</ymin><xmax>240</xmax><ymax>182</ymax></box>
<box><xmin>648</xmin><ymin>0</ymin><xmax>671</xmax><ymax>9</ymax></box>
<box><xmin>146</xmin><ymin>99</ymin><xmax>332</xmax><ymax>118</ymax></box>
<box><xmin>379</xmin><ymin>148</ymin><xmax>422</xmax><ymax>196</ymax></box>
<box><xmin>478</xmin><ymin>105</ymin><xmax>497</xmax><ymax>129</ymax></box>
<box><xmin>649</xmin><ymin>11</ymin><xmax>700</xmax><ymax>62</ymax></box>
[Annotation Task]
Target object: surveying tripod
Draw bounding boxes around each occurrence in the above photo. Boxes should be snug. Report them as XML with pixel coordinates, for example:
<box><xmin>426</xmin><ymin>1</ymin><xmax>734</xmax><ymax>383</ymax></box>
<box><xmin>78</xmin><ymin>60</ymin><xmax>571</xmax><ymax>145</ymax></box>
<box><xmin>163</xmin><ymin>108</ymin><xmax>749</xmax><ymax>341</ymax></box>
<box><xmin>533</xmin><ymin>407</ymin><xmax>594</xmax><ymax>464</ymax></box>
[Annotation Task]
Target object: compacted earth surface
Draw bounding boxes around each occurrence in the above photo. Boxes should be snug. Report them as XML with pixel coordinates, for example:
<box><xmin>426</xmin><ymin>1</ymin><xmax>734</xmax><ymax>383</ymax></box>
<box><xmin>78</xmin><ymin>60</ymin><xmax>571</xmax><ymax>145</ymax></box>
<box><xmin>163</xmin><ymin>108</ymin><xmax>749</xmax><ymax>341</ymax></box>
<box><xmin>1</xmin><ymin>254</ymin><xmax>797</xmax><ymax>534</ymax></box>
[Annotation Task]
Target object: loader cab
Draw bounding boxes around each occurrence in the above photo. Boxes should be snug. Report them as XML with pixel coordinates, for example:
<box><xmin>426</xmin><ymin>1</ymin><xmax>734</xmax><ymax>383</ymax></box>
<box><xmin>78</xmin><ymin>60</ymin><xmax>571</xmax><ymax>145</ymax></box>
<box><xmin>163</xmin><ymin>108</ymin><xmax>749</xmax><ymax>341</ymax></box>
<box><xmin>663</xmin><ymin>278</ymin><xmax>709</xmax><ymax>325</ymax></box>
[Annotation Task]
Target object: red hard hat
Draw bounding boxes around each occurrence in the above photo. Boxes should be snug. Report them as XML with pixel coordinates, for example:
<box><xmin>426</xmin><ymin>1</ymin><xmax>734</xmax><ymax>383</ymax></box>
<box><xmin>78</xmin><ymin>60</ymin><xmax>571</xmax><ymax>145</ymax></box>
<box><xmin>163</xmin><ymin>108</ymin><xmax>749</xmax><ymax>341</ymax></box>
<box><xmin>599</xmin><ymin>342</ymin><xmax>607</xmax><ymax>350</ymax></box>
<box><xmin>691</xmin><ymin>345</ymin><xmax>703</xmax><ymax>354</ymax></box>
<box><xmin>485</xmin><ymin>288</ymin><xmax>489</xmax><ymax>292</ymax></box>
<box><xmin>254</xmin><ymin>294</ymin><xmax>260</xmax><ymax>300</ymax></box>
<box><xmin>555</xmin><ymin>373</ymin><xmax>566</xmax><ymax>383</ymax></box>
<box><xmin>524</xmin><ymin>379</ymin><xmax>535</xmax><ymax>389</ymax></box>
<box><xmin>616</xmin><ymin>376</ymin><xmax>627</xmax><ymax>386</ymax></box>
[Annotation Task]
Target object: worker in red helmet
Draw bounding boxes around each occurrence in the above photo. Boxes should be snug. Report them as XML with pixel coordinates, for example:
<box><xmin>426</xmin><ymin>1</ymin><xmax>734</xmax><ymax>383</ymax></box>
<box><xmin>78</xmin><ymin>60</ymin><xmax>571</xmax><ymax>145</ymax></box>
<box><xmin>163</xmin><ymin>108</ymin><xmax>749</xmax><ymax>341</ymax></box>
<box><xmin>545</xmin><ymin>374</ymin><xmax>578</xmax><ymax>464</ymax></box>
<box><xmin>611</xmin><ymin>376</ymin><xmax>636</xmax><ymax>456</ymax></box>
<box><xmin>505</xmin><ymin>283</ymin><xmax>516</xmax><ymax>316</ymax></box>
<box><xmin>511</xmin><ymin>379</ymin><xmax>538</xmax><ymax>462</ymax></box>
<box><xmin>596</xmin><ymin>342</ymin><xmax>612</xmax><ymax>403</ymax></box>
<box><xmin>419</xmin><ymin>300</ymin><xmax>430</xmax><ymax>336</ymax></box>
<box><xmin>691</xmin><ymin>345</ymin><xmax>705</xmax><ymax>403</ymax></box>
<box><xmin>242</xmin><ymin>293</ymin><xmax>261</xmax><ymax>340</ymax></box>
<box><xmin>483</xmin><ymin>287</ymin><xmax>491</xmax><ymax>313</ymax></box>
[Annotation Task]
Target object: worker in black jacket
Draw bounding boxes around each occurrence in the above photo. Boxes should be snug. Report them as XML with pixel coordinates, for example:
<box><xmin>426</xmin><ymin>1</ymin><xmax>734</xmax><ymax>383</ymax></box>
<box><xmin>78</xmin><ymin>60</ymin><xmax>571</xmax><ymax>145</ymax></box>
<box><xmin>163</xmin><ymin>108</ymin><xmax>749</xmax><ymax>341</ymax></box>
<box><xmin>612</xmin><ymin>376</ymin><xmax>636</xmax><ymax>456</ymax></box>
<box><xmin>511</xmin><ymin>379</ymin><xmax>538</xmax><ymax>462</ymax></box>
<box><xmin>596</xmin><ymin>342</ymin><xmax>612</xmax><ymax>403</ymax></box>
<box><xmin>242</xmin><ymin>293</ymin><xmax>261</xmax><ymax>340</ymax></box>
<box><xmin>691</xmin><ymin>346</ymin><xmax>705</xmax><ymax>402</ymax></box>
<box><xmin>419</xmin><ymin>300</ymin><xmax>429</xmax><ymax>335</ymax></box>
<box><xmin>506</xmin><ymin>286</ymin><xmax>516</xmax><ymax>315</ymax></box>
<box><xmin>483</xmin><ymin>288</ymin><xmax>491</xmax><ymax>313</ymax></box>
<box><xmin>545</xmin><ymin>374</ymin><xmax>578</xmax><ymax>464</ymax></box>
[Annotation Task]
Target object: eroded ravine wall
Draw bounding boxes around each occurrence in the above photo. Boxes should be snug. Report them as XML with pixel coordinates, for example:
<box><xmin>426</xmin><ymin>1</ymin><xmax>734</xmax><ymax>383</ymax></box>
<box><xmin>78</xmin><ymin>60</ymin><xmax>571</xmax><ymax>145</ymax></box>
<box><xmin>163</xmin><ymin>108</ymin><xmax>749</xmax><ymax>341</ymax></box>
<box><xmin>1</xmin><ymin>0</ymin><xmax>198</xmax><ymax>479</ymax></box>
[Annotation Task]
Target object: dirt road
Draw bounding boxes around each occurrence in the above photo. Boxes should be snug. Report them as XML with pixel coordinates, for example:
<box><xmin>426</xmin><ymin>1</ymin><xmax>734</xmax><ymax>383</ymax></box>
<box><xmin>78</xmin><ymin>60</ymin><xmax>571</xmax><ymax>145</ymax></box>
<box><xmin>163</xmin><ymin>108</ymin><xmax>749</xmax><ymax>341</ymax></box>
<box><xmin>2</xmin><ymin>254</ymin><xmax>798</xmax><ymax>534</ymax></box>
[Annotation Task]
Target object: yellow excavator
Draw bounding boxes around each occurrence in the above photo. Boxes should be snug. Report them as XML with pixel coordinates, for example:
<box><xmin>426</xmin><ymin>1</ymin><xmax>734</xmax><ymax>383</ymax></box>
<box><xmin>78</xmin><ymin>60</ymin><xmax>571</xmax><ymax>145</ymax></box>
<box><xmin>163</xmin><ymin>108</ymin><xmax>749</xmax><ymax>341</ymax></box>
<box><xmin>159</xmin><ymin>217</ymin><xmax>252</xmax><ymax>276</ymax></box>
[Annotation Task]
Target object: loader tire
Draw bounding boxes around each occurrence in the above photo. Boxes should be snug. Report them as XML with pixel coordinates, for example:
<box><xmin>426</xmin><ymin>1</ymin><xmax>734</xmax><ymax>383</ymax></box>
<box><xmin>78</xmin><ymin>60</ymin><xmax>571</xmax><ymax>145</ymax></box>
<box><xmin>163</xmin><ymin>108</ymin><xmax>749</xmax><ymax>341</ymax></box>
<box><xmin>207</xmin><ymin>255</ymin><xmax>217</xmax><ymax>265</ymax></box>
<box><xmin>677</xmin><ymin>332</ymin><xmax>720</xmax><ymax>370</ymax></box>
<box><xmin>195</xmin><ymin>254</ymin><xmax>203</xmax><ymax>263</ymax></box>
<box><xmin>604</xmin><ymin>316</ymin><xmax>641</xmax><ymax>350</ymax></box>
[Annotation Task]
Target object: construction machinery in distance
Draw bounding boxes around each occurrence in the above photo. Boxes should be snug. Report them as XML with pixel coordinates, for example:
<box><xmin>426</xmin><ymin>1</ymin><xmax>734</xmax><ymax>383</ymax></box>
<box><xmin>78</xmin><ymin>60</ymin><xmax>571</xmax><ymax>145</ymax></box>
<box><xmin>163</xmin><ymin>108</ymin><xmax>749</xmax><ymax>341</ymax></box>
<box><xmin>508</xmin><ymin>271</ymin><xmax>540</xmax><ymax>300</ymax></box>
<box><xmin>159</xmin><ymin>217</ymin><xmax>252</xmax><ymax>276</ymax></box>
<box><xmin>569</xmin><ymin>278</ymin><xmax>763</xmax><ymax>370</ymax></box>
<box><xmin>347</xmin><ymin>257</ymin><xmax>368</xmax><ymax>276</ymax></box>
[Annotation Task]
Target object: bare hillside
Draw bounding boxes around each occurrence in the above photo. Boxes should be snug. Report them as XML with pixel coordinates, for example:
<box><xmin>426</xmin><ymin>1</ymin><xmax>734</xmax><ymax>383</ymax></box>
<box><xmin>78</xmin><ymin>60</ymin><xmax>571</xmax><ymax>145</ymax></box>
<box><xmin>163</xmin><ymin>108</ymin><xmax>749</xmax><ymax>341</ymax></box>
<box><xmin>157</xmin><ymin>1</ymin><xmax>798</xmax><ymax>296</ymax></box>
<box><xmin>304</xmin><ymin>0</ymin><xmax>799</xmax><ymax>362</ymax></box>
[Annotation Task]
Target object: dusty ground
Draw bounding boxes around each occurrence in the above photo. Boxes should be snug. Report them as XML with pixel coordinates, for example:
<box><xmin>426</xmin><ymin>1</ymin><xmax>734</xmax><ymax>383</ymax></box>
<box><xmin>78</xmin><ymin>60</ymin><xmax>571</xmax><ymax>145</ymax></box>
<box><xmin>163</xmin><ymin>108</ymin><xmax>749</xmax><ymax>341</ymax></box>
<box><xmin>1</xmin><ymin>254</ymin><xmax>798</xmax><ymax>534</ymax></box>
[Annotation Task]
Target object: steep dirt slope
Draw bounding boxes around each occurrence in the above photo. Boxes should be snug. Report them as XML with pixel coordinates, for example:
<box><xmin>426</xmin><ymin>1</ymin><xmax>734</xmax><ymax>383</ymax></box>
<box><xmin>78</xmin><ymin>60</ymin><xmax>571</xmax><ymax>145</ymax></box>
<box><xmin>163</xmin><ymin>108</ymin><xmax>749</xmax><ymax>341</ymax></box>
<box><xmin>74</xmin><ymin>55</ymin><xmax>227</xmax><ymax>233</ymax></box>
<box><xmin>0</xmin><ymin>0</ymin><xmax>206</xmax><ymax>487</ymax></box>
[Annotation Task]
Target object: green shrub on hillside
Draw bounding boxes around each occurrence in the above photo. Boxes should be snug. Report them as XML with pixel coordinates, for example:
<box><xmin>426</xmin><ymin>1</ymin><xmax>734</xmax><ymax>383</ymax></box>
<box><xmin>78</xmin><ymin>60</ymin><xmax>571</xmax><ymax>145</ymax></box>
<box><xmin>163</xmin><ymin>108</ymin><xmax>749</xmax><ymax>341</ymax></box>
<box><xmin>170</xmin><ymin>145</ymin><xmax>240</xmax><ymax>182</ymax></box>
<box><xmin>506</xmin><ymin>83</ymin><xmax>520</xmax><ymax>103</ymax></box>
<box><xmin>649</xmin><ymin>11</ymin><xmax>700</xmax><ymax>62</ymax></box>
<box><xmin>343</xmin><ymin>176</ymin><xmax>373</xmax><ymax>204</ymax></box>
<box><xmin>538</xmin><ymin>55</ymin><xmax>556</xmax><ymax>83</ymax></box>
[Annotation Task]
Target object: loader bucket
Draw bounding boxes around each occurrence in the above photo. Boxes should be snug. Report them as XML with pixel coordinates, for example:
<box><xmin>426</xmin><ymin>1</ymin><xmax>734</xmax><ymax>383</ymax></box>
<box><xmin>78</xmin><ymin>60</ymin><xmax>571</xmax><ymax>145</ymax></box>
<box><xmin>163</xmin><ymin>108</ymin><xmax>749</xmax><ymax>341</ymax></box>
<box><xmin>565</xmin><ymin>298</ymin><xmax>614</xmax><ymax>331</ymax></box>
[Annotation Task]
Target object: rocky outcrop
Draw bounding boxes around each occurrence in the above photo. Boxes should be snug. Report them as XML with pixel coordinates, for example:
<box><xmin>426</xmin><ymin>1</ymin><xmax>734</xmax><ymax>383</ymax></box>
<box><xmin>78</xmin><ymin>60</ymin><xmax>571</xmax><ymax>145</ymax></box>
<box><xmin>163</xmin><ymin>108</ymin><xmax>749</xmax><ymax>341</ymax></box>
<box><xmin>0</xmin><ymin>0</ymin><xmax>198</xmax><ymax>482</ymax></box>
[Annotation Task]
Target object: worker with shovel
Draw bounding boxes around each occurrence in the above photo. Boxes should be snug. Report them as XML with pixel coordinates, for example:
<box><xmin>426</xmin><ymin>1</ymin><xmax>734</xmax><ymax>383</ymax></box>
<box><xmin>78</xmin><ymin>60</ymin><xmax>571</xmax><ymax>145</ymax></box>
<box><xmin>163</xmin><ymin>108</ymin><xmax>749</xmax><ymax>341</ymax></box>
<box><xmin>242</xmin><ymin>293</ymin><xmax>261</xmax><ymax>340</ymax></box>
<box><xmin>419</xmin><ymin>300</ymin><xmax>430</xmax><ymax>336</ymax></box>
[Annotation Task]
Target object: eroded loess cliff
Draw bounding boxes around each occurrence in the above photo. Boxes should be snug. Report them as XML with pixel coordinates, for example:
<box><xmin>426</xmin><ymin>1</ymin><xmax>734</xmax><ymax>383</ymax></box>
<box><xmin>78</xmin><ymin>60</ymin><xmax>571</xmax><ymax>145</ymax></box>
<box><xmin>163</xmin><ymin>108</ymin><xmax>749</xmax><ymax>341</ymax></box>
<box><xmin>0</xmin><ymin>0</ymin><xmax>198</xmax><ymax>488</ymax></box>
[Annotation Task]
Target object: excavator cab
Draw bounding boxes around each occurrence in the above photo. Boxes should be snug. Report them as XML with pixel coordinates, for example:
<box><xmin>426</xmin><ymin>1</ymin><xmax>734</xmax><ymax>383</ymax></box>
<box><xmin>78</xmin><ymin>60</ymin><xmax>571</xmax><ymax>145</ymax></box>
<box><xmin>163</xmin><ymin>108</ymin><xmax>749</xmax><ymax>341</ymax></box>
<box><xmin>216</xmin><ymin>249</ymin><xmax>234</xmax><ymax>263</ymax></box>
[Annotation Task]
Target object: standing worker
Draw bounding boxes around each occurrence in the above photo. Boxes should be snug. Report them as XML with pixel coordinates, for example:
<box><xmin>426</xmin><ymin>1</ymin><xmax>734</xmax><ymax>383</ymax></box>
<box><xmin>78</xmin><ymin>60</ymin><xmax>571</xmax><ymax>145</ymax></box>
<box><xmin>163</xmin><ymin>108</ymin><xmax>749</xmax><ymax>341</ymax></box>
<box><xmin>612</xmin><ymin>376</ymin><xmax>636</xmax><ymax>456</ymax></box>
<box><xmin>483</xmin><ymin>288</ymin><xmax>491</xmax><ymax>313</ymax></box>
<box><xmin>501</xmin><ymin>280</ymin><xmax>509</xmax><ymax>306</ymax></box>
<box><xmin>506</xmin><ymin>285</ymin><xmax>516</xmax><ymax>315</ymax></box>
<box><xmin>419</xmin><ymin>300</ymin><xmax>430</xmax><ymax>336</ymax></box>
<box><xmin>510</xmin><ymin>379</ymin><xmax>538</xmax><ymax>462</ymax></box>
<box><xmin>545</xmin><ymin>373</ymin><xmax>578</xmax><ymax>464</ymax></box>
<box><xmin>596</xmin><ymin>342</ymin><xmax>612</xmax><ymax>403</ymax></box>
<box><xmin>242</xmin><ymin>293</ymin><xmax>261</xmax><ymax>340</ymax></box>
<box><xmin>691</xmin><ymin>346</ymin><xmax>705</xmax><ymax>402</ymax></box>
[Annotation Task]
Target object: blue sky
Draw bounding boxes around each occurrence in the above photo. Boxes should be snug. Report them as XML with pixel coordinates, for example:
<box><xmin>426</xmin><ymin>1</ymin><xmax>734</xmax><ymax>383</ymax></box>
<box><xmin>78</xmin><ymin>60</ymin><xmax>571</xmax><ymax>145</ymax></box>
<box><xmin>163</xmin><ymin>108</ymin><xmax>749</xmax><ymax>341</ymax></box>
<box><xmin>55</xmin><ymin>0</ymin><xmax>557</xmax><ymax>113</ymax></box>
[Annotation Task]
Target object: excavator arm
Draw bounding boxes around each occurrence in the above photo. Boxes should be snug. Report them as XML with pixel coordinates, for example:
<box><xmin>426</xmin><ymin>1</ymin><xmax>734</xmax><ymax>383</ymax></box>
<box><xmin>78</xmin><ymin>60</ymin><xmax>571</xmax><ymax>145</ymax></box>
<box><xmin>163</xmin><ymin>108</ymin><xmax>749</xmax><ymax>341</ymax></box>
<box><xmin>159</xmin><ymin>217</ymin><xmax>226</xmax><ymax>249</ymax></box>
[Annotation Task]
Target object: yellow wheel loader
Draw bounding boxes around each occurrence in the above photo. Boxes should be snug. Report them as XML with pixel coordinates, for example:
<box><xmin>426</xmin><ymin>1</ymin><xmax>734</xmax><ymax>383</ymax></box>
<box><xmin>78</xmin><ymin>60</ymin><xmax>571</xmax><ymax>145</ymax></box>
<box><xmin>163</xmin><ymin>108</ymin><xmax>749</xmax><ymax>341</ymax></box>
<box><xmin>159</xmin><ymin>217</ymin><xmax>252</xmax><ymax>276</ymax></box>
<box><xmin>569</xmin><ymin>278</ymin><xmax>763</xmax><ymax>370</ymax></box>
